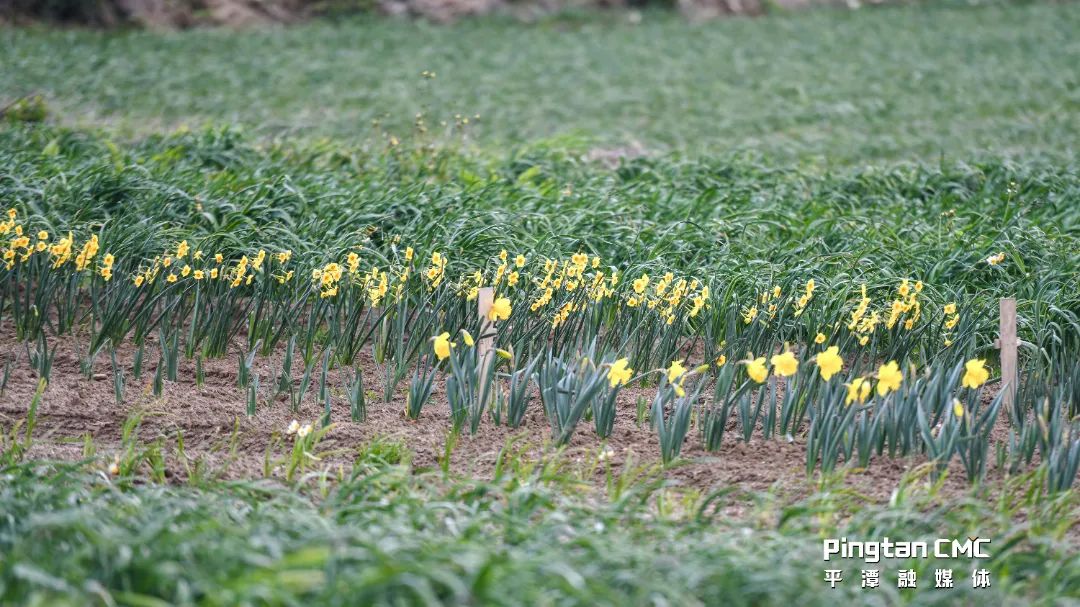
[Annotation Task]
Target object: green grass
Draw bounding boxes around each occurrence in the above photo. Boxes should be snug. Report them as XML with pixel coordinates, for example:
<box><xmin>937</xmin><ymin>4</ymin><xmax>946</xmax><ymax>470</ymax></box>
<box><xmin>1</xmin><ymin>455</ymin><xmax>1078</xmax><ymax>606</ymax></box>
<box><xmin>3</xmin><ymin>2</ymin><xmax>1080</xmax><ymax>164</ymax></box>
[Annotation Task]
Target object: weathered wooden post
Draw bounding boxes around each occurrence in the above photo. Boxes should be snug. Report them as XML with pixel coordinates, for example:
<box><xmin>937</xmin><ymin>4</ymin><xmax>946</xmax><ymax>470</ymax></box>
<box><xmin>997</xmin><ymin>297</ymin><xmax>1017</xmax><ymax>414</ymax></box>
<box><xmin>477</xmin><ymin>287</ymin><xmax>495</xmax><ymax>403</ymax></box>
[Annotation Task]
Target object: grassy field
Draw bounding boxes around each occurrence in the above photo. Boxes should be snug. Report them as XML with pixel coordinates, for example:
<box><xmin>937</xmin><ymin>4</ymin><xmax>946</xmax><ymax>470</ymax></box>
<box><xmin>2</xmin><ymin>2</ymin><xmax>1079</xmax><ymax>163</ymax></box>
<box><xmin>2</xmin><ymin>457</ymin><xmax>1078</xmax><ymax>606</ymax></box>
<box><xmin>1</xmin><ymin>2</ymin><xmax>1079</xmax><ymax>605</ymax></box>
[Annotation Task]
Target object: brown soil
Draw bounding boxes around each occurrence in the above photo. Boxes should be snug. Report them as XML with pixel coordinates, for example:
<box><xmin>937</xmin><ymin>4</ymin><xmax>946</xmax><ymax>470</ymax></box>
<box><xmin>2</xmin><ymin>0</ymin><xmax>898</xmax><ymax>29</ymax></box>
<box><xmin>0</xmin><ymin>323</ymin><xmax>1024</xmax><ymax>512</ymax></box>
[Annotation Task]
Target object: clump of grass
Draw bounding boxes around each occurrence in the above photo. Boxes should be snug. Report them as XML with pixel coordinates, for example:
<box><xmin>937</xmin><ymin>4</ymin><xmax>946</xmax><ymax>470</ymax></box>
<box><xmin>0</xmin><ymin>455</ymin><xmax>1076</xmax><ymax>605</ymax></box>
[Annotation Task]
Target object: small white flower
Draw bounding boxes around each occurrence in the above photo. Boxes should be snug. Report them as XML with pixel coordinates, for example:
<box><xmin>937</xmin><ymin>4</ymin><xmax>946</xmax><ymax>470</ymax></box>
<box><xmin>107</xmin><ymin>454</ymin><xmax>120</xmax><ymax>476</ymax></box>
<box><xmin>598</xmin><ymin>446</ymin><xmax>615</xmax><ymax>462</ymax></box>
<box><xmin>297</xmin><ymin>424</ymin><xmax>313</xmax><ymax>438</ymax></box>
<box><xmin>286</xmin><ymin>420</ymin><xmax>300</xmax><ymax>435</ymax></box>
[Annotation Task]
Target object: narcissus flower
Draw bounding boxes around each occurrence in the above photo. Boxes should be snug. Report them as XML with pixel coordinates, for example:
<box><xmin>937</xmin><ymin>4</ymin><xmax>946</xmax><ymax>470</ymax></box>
<box><xmin>815</xmin><ymin>333</ymin><xmax>827</xmax><ymax>344</ymax></box>
<box><xmin>608</xmin><ymin>358</ymin><xmax>633</xmax><ymax>388</ymax></box>
<box><xmin>743</xmin><ymin>306</ymin><xmax>758</xmax><ymax>324</ymax></box>
<box><xmin>815</xmin><ymin>346</ymin><xmax>843</xmax><ymax>381</ymax></box>
<box><xmin>745</xmin><ymin>357</ymin><xmax>768</xmax><ymax>383</ymax></box>
<box><xmin>770</xmin><ymin>351</ymin><xmax>798</xmax><ymax>377</ymax></box>
<box><xmin>962</xmin><ymin>358</ymin><xmax>989</xmax><ymax>389</ymax></box>
<box><xmin>488</xmin><ymin>296</ymin><xmax>512</xmax><ymax>321</ymax></box>
<box><xmin>433</xmin><ymin>332</ymin><xmax>454</xmax><ymax>361</ymax></box>
<box><xmin>846</xmin><ymin>377</ymin><xmax>872</xmax><ymax>405</ymax></box>
<box><xmin>876</xmin><ymin>361</ymin><xmax>903</xmax><ymax>396</ymax></box>
<box><xmin>667</xmin><ymin>359</ymin><xmax>687</xmax><ymax>384</ymax></box>
<box><xmin>99</xmin><ymin>254</ymin><xmax>114</xmax><ymax>281</ymax></box>
<box><xmin>952</xmin><ymin>399</ymin><xmax>965</xmax><ymax>419</ymax></box>
<box><xmin>297</xmin><ymin>424</ymin><xmax>313</xmax><ymax>438</ymax></box>
<box><xmin>461</xmin><ymin>330</ymin><xmax>475</xmax><ymax>347</ymax></box>
<box><xmin>715</xmin><ymin>354</ymin><xmax>727</xmax><ymax>367</ymax></box>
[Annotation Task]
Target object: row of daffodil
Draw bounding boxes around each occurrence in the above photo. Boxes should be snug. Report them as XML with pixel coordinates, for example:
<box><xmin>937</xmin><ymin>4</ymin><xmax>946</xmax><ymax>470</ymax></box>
<box><xmin>0</xmin><ymin>215</ymin><xmax>705</xmax><ymax>346</ymax></box>
<box><xmin>0</xmin><ymin>209</ymin><xmax>115</xmax><ymax>278</ymax></box>
<box><xmin>744</xmin><ymin>279</ymin><xmax>961</xmax><ymax>347</ymax></box>
<box><xmin>719</xmin><ymin>346</ymin><xmax>987</xmax><ymax>405</ymax></box>
<box><xmin>123</xmin><ymin>239</ymin><xmax>713</xmax><ymax>326</ymax></box>
<box><xmin>425</xmin><ymin>313</ymin><xmax>989</xmax><ymax>427</ymax></box>
<box><xmin>432</xmin><ymin>294</ymin><xmax>989</xmax><ymax>404</ymax></box>
<box><xmin>843</xmin><ymin>280</ymin><xmax>961</xmax><ymax>347</ymax></box>
<box><xmin>3</xmin><ymin>209</ymin><xmax>960</xmax><ymax>342</ymax></box>
<box><xmin>444</xmin><ymin>250</ymin><xmax>711</xmax><ymax>328</ymax></box>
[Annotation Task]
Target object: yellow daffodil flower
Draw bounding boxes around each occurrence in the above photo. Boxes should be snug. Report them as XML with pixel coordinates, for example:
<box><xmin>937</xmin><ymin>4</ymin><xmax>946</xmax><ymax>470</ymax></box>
<box><xmin>433</xmin><ymin>332</ymin><xmax>454</xmax><ymax>361</ymax></box>
<box><xmin>745</xmin><ymin>357</ymin><xmax>768</xmax><ymax>383</ymax></box>
<box><xmin>815</xmin><ymin>346</ymin><xmax>843</xmax><ymax>381</ymax></box>
<box><xmin>876</xmin><ymin>361</ymin><xmax>903</xmax><ymax>396</ymax></box>
<box><xmin>770</xmin><ymin>351</ymin><xmax>798</xmax><ymax>377</ymax></box>
<box><xmin>608</xmin><ymin>358</ymin><xmax>633</xmax><ymax>388</ymax></box>
<box><xmin>667</xmin><ymin>359</ymin><xmax>687</xmax><ymax>384</ymax></box>
<box><xmin>488</xmin><ymin>296</ymin><xmax>512</xmax><ymax>321</ymax></box>
<box><xmin>962</xmin><ymin>358</ymin><xmax>989</xmax><ymax>389</ymax></box>
<box><xmin>846</xmin><ymin>377</ymin><xmax>871</xmax><ymax>405</ymax></box>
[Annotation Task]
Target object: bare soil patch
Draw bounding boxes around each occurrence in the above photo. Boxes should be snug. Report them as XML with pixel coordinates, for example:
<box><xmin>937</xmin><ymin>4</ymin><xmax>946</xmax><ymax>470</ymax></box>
<box><xmin>0</xmin><ymin>323</ymin><xmax>1019</xmax><ymax>512</ymax></box>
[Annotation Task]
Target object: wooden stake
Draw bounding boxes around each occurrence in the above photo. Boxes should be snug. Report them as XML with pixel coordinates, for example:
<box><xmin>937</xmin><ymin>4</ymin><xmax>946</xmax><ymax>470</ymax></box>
<box><xmin>477</xmin><ymin>287</ymin><xmax>495</xmax><ymax>403</ymax></box>
<box><xmin>997</xmin><ymin>297</ymin><xmax>1017</xmax><ymax>413</ymax></box>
